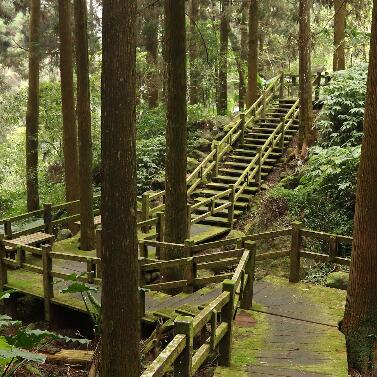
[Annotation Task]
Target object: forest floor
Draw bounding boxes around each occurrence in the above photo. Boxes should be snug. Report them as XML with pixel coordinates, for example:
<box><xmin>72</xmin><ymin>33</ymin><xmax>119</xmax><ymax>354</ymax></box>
<box><xmin>214</xmin><ymin>275</ymin><xmax>348</xmax><ymax>377</ymax></box>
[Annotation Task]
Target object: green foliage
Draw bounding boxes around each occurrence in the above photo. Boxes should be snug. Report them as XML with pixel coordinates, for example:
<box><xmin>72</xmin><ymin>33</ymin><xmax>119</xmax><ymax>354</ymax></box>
<box><xmin>268</xmin><ymin>145</ymin><xmax>360</xmax><ymax>235</ymax></box>
<box><xmin>316</xmin><ymin>64</ymin><xmax>368</xmax><ymax>148</ymax></box>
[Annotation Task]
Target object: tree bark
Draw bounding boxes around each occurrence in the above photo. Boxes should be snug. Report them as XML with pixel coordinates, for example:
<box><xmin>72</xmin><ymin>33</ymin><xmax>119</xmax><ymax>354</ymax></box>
<box><xmin>26</xmin><ymin>0</ymin><xmax>40</xmax><ymax>211</ymax></box>
<box><xmin>101</xmin><ymin>0</ymin><xmax>139</xmax><ymax>376</ymax></box>
<box><xmin>58</xmin><ymin>0</ymin><xmax>80</xmax><ymax>210</ymax></box>
<box><xmin>229</xmin><ymin>29</ymin><xmax>246</xmax><ymax>111</ymax></box>
<box><xmin>239</xmin><ymin>1</ymin><xmax>248</xmax><ymax>110</ymax></box>
<box><xmin>189</xmin><ymin>0</ymin><xmax>200</xmax><ymax>105</ymax></box>
<box><xmin>247</xmin><ymin>0</ymin><xmax>258</xmax><ymax>108</ymax></box>
<box><xmin>164</xmin><ymin>0</ymin><xmax>188</xmax><ymax>281</ymax></box>
<box><xmin>333</xmin><ymin>0</ymin><xmax>346</xmax><ymax>71</ymax></box>
<box><xmin>143</xmin><ymin>3</ymin><xmax>159</xmax><ymax>108</ymax></box>
<box><xmin>298</xmin><ymin>0</ymin><xmax>313</xmax><ymax>158</ymax></box>
<box><xmin>342</xmin><ymin>2</ymin><xmax>377</xmax><ymax>373</ymax></box>
<box><xmin>217</xmin><ymin>0</ymin><xmax>229</xmax><ymax>115</ymax></box>
<box><xmin>74</xmin><ymin>0</ymin><xmax>95</xmax><ymax>250</ymax></box>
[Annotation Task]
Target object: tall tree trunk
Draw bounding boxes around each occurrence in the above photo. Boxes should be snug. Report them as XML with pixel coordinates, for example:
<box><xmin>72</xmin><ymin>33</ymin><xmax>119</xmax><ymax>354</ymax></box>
<box><xmin>229</xmin><ymin>29</ymin><xmax>246</xmax><ymax>111</ymax></box>
<box><xmin>74</xmin><ymin>0</ymin><xmax>95</xmax><ymax>250</ymax></box>
<box><xmin>333</xmin><ymin>0</ymin><xmax>346</xmax><ymax>71</ymax></box>
<box><xmin>58</xmin><ymin>0</ymin><xmax>80</xmax><ymax>209</ymax></box>
<box><xmin>101</xmin><ymin>0</ymin><xmax>139</xmax><ymax>376</ymax></box>
<box><xmin>217</xmin><ymin>0</ymin><xmax>229</xmax><ymax>115</ymax></box>
<box><xmin>298</xmin><ymin>0</ymin><xmax>313</xmax><ymax>158</ymax></box>
<box><xmin>26</xmin><ymin>0</ymin><xmax>40</xmax><ymax>211</ymax></box>
<box><xmin>247</xmin><ymin>0</ymin><xmax>258</xmax><ymax>108</ymax></box>
<box><xmin>143</xmin><ymin>3</ymin><xmax>159</xmax><ymax>108</ymax></box>
<box><xmin>164</xmin><ymin>0</ymin><xmax>188</xmax><ymax>280</ymax></box>
<box><xmin>342</xmin><ymin>2</ymin><xmax>377</xmax><ymax>373</ymax></box>
<box><xmin>189</xmin><ymin>0</ymin><xmax>200</xmax><ymax>105</ymax></box>
<box><xmin>239</xmin><ymin>1</ymin><xmax>248</xmax><ymax>110</ymax></box>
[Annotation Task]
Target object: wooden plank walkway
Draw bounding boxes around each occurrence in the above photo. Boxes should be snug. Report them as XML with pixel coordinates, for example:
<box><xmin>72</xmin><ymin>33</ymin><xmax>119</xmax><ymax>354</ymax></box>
<box><xmin>215</xmin><ymin>277</ymin><xmax>348</xmax><ymax>377</ymax></box>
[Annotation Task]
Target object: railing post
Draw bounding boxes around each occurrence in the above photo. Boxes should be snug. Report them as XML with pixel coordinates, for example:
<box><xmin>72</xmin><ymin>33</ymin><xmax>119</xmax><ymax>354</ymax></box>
<box><xmin>141</xmin><ymin>193</ymin><xmax>151</xmax><ymax>233</ymax></box>
<box><xmin>292</xmin><ymin>74</ymin><xmax>297</xmax><ymax>96</ymax></box>
<box><xmin>156</xmin><ymin>211</ymin><xmax>164</xmax><ymax>259</ymax></box>
<box><xmin>289</xmin><ymin>222</ymin><xmax>302</xmax><ymax>283</ymax></box>
<box><xmin>174</xmin><ymin>316</ymin><xmax>193</xmax><ymax>377</ymax></box>
<box><xmin>16</xmin><ymin>246</ymin><xmax>25</xmax><ymax>267</ymax></box>
<box><xmin>261</xmin><ymin>92</ymin><xmax>266</xmax><ymax>118</ymax></box>
<box><xmin>256</xmin><ymin>147</ymin><xmax>262</xmax><ymax>189</ymax></box>
<box><xmin>184</xmin><ymin>239</ymin><xmax>195</xmax><ymax>293</ymax></box>
<box><xmin>186</xmin><ymin>204</ymin><xmax>192</xmax><ymax>239</ymax></box>
<box><xmin>315</xmin><ymin>71</ymin><xmax>321</xmax><ymax>102</ymax></box>
<box><xmin>42</xmin><ymin>244</ymin><xmax>54</xmax><ymax>321</ymax></box>
<box><xmin>4</xmin><ymin>221</ymin><xmax>12</xmax><ymax>240</ymax></box>
<box><xmin>329</xmin><ymin>236</ymin><xmax>338</xmax><ymax>263</ymax></box>
<box><xmin>241</xmin><ymin>241</ymin><xmax>256</xmax><ymax>310</ymax></box>
<box><xmin>139</xmin><ymin>288</ymin><xmax>146</xmax><ymax>318</ymax></box>
<box><xmin>214</xmin><ymin>143</ymin><xmax>220</xmax><ymax>177</ymax></box>
<box><xmin>279</xmin><ymin>117</ymin><xmax>286</xmax><ymax>151</ymax></box>
<box><xmin>279</xmin><ymin>72</ymin><xmax>284</xmax><ymax>99</ymax></box>
<box><xmin>43</xmin><ymin>203</ymin><xmax>53</xmax><ymax>234</ymax></box>
<box><xmin>0</xmin><ymin>235</ymin><xmax>8</xmax><ymax>291</ymax></box>
<box><xmin>228</xmin><ymin>184</ymin><xmax>236</xmax><ymax>228</ymax></box>
<box><xmin>139</xmin><ymin>240</ymin><xmax>148</xmax><ymax>259</ymax></box>
<box><xmin>95</xmin><ymin>228</ymin><xmax>102</xmax><ymax>278</ymax></box>
<box><xmin>239</xmin><ymin>113</ymin><xmax>246</xmax><ymax>145</ymax></box>
<box><xmin>87</xmin><ymin>259</ymin><xmax>95</xmax><ymax>284</ymax></box>
<box><xmin>325</xmin><ymin>71</ymin><xmax>331</xmax><ymax>85</ymax></box>
<box><xmin>210</xmin><ymin>309</ymin><xmax>218</xmax><ymax>351</ymax></box>
<box><xmin>218</xmin><ymin>279</ymin><xmax>236</xmax><ymax>367</ymax></box>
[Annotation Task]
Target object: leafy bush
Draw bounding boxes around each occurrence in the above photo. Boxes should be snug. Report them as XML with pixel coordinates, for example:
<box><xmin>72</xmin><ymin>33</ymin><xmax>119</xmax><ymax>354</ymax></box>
<box><xmin>267</xmin><ymin>145</ymin><xmax>360</xmax><ymax>235</ymax></box>
<box><xmin>316</xmin><ymin>64</ymin><xmax>368</xmax><ymax>148</ymax></box>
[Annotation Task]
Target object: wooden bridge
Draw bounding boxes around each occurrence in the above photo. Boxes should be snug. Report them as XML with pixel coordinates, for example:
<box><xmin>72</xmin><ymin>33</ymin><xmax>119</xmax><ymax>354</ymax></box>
<box><xmin>0</xmin><ymin>71</ymin><xmax>348</xmax><ymax>375</ymax></box>
<box><xmin>0</xmin><ymin>224</ymin><xmax>350</xmax><ymax>375</ymax></box>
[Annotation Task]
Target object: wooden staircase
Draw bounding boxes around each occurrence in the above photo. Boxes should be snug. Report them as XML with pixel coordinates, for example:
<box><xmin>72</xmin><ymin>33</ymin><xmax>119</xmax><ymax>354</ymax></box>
<box><xmin>191</xmin><ymin>98</ymin><xmax>298</xmax><ymax>227</ymax></box>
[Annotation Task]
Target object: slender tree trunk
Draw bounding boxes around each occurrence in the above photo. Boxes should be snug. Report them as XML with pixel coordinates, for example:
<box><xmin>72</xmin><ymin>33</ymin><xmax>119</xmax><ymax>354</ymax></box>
<box><xmin>164</xmin><ymin>0</ymin><xmax>188</xmax><ymax>280</ymax></box>
<box><xmin>58</xmin><ymin>0</ymin><xmax>80</xmax><ymax>209</ymax></box>
<box><xmin>217</xmin><ymin>0</ymin><xmax>229</xmax><ymax>115</ymax></box>
<box><xmin>101</xmin><ymin>1</ymin><xmax>139</xmax><ymax>376</ymax></box>
<box><xmin>26</xmin><ymin>0</ymin><xmax>40</xmax><ymax>211</ymax></box>
<box><xmin>342</xmin><ymin>2</ymin><xmax>377</xmax><ymax>373</ymax></box>
<box><xmin>189</xmin><ymin>0</ymin><xmax>200</xmax><ymax>105</ymax></box>
<box><xmin>298</xmin><ymin>0</ymin><xmax>313</xmax><ymax>158</ymax></box>
<box><xmin>229</xmin><ymin>29</ymin><xmax>246</xmax><ymax>111</ymax></box>
<box><xmin>333</xmin><ymin>0</ymin><xmax>346</xmax><ymax>71</ymax></box>
<box><xmin>239</xmin><ymin>2</ymin><xmax>248</xmax><ymax>110</ymax></box>
<box><xmin>74</xmin><ymin>0</ymin><xmax>95</xmax><ymax>250</ymax></box>
<box><xmin>143</xmin><ymin>3</ymin><xmax>159</xmax><ymax>108</ymax></box>
<box><xmin>247</xmin><ymin>0</ymin><xmax>258</xmax><ymax>108</ymax></box>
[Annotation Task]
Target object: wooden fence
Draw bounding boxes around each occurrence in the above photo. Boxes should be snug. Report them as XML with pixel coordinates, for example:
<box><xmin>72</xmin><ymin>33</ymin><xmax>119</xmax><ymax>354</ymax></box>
<box><xmin>0</xmin><ymin>221</ymin><xmax>351</xmax><ymax>375</ymax></box>
<box><xmin>141</xmin><ymin>71</ymin><xmax>331</xmax><ymax>236</ymax></box>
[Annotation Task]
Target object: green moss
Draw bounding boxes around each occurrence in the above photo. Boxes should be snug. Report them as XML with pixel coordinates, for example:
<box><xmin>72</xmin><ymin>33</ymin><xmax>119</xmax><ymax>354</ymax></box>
<box><xmin>215</xmin><ymin>309</ymin><xmax>267</xmax><ymax>377</ymax></box>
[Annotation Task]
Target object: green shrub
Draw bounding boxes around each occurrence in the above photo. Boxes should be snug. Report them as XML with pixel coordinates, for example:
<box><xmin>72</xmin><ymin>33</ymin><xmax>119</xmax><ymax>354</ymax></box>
<box><xmin>316</xmin><ymin>64</ymin><xmax>367</xmax><ymax>148</ymax></box>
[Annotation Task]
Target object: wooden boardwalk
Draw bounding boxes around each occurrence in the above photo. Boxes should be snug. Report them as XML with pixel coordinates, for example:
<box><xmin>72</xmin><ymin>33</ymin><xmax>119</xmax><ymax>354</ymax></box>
<box><xmin>215</xmin><ymin>277</ymin><xmax>348</xmax><ymax>377</ymax></box>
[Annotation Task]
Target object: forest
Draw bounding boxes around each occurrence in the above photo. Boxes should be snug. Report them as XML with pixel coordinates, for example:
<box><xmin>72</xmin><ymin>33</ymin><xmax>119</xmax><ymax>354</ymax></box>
<box><xmin>0</xmin><ymin>0</ymin><xmax>376</xmax><ymax>376</ymax></box>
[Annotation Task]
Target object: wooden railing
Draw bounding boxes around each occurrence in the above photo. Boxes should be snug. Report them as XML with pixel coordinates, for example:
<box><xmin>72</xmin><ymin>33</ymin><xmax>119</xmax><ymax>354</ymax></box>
<box><xmin>141</xmin><ymin>73</ymin><xmax>288</xmax><ymax>225</ymax></box>
<box><xmin>0</xmin><ymin>194</ymin><xmax>148</xmax><ymax>240</ymax></box>
<box><xmin>0</xmin><ymin>221</ymin><xmax>351</xmax><ymax>374</ymax></box>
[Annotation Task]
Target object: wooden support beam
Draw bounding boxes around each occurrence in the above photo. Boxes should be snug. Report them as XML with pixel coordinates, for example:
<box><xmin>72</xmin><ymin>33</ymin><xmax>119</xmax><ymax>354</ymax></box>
<box><xmin>0</xmin><ymin>235</ymin><xmax>8</xmax><ymax>291</ymax></box>
<box><xmin>289</xmin><ymin>222</ymin><xmax>302</xmax><ymax>283</ymax></box>
<box><xmin>218</xmin><ymin>279</ymin><xmax>235</xmax><ymax>367</ymax></box>
<box><xmin>241</xmin><ymin>241</ymin><xmax>256</xmax><ymax>309</ymax></box>
<box><xmin>174</xmin><ymin>316</ymin><xmax>193</xmax><ymax>377</ymax></box>
<box><xmin>42</xmin><ymin>244</ymin><xmax>54</xmax><ymax>321</ymax></box>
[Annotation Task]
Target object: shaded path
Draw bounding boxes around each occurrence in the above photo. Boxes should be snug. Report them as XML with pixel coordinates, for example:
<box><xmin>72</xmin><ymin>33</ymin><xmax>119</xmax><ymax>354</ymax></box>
<box><xmin>216</xmin><ymin>277</ymin><xmax>348</xmax><ymax>377</ymax></box>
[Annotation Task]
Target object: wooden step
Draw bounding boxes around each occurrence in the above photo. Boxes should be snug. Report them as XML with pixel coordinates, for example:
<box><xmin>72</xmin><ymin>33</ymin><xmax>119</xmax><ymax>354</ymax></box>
<box><xmin>207</xmin><ymin>181</ymin><xmax>259</xmax><ymax>194</ymax></box>
<box><xmin>194</xmin><ymin>197</ymin><xmax>249</xmax><ymax>210</ymax></box>
<box><xmin>219</xmin><ymin>165</ymin><xmax>272</xmax><ymax>177</ymax></box>
<box><xmin>193</xmin><ymin>189</ymin><xmax>251</xmax><ymax>202</ymax></box>
<box><xmin>193</xmin><ymin>206</ymin><xmax>243</xmax><ymax>218</ymax></box>
<box><xmin>198</xmin><ymin>216</ymin><xmax>231</xmax><ymax>226</ymax></box>
<box><xmin>223</xmin><ymin>160</ymin><xmax>276</xmax><ymax>169</ymax></box>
